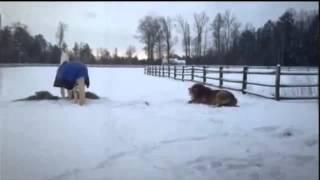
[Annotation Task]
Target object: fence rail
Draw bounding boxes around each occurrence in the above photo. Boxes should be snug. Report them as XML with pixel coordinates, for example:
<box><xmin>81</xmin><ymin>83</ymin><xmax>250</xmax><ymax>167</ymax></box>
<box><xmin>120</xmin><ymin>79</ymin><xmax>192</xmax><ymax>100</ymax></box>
<box><xmin>144</xmin><ymin>65</ymin><xmax>319</xmax><ymax>101</ymax></box>
<box><xmin>0</xmin><ymin>63</ymin><xmax>145</xmax><ymax>68</ymax></box>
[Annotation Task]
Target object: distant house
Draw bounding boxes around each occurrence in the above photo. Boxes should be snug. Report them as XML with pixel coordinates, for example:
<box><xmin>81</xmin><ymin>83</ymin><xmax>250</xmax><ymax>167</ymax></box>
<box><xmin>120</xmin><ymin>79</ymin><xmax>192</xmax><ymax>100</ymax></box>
<box><xmin>162</xmin><ymin>54</ymin><xmax>186</xmax><ymax>65</ymax></box>
<box><xmin>170</xmin><ymin>58</ymin><xmax>186</xmax><ymax>65</ymax></box>
<box><xmin>162</xmin><ymin>58</ymin><xmax>186</xmax><ymax>65</ymax></box>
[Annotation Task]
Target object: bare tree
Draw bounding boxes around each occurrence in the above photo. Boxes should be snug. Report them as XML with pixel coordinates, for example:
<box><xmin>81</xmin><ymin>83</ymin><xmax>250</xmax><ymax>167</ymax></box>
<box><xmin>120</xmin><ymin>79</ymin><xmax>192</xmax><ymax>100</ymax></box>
<box><xmin>72</xmin><ymin>42</ymin><xmax>80</xmax><ymax>58</ymax></box>
<box><xmin>193</xmin><ymin>12</ymin><xmax>209</xmax><ymax>57</ymax></box>
<box><xmin>56</xmin><ymin>22</ymin><xmax>67</xmax><ymax>50</ymax></box>
<box><xmin>154</xmin><ymin>17</ymin><xmax>165</xmax><ymax>61</ymax></box>
<box><xmin>203</xmin><ymin>26</ymin><xmax>209</xmax><ymax>56</ymax></box>
<box><xmin>245</xmin><ymin>23</ymin><xmax>255</xmax><ymax>31</ymax></box>
<box><xmin>126</xmin><ymin>45</ymin><xmax>136</xmax><ymax>58</ymax></box>
<box><xmin>185</xmin><ymin>23</ymin><xmax>191</xmax><ymax>58</ymax></box>
<box><xmin>155</xmin><ymin>28</ymin><xmax>165</xmax><ymax>60</ymax></box>
<box><xmin>231</xmin><ymin>20</ymin><xmax>241</xmax><ymax>49</ymax></box>
<box><xmin>223</xmin><ymin>10</ymin><xmax>236</xmax><ymax>52</ymax></box>
<box><xmin>62</xmin><ymin>42</ymin><xmax>67</xmax><ymax>51</ymax></box>
<box><xmin>159</xmin><ymin>16</ymin><xmax>175</xmax><ymax>61</ymax></box>
<box><xmin>113</xmin><ymin>48</ymin><xmax>118</xmax><ymax>59</ymax></box>
<box><xmin>101</xmin><ymin>48</ymin><xmax>111</xmax><ymax>60</ymax></box>
<box><xmin>191</xmin><ymin>37</ymin><xmax>198</xmax><ymax>57</ymax></box>
<box><xmin>211</xmin><ymin>13</ymin><xmax>225</xmax><ymax>55</ymax></box>
<box><xmin>176</xmin><ymin>15</ymin><xmax>191</xmax><ymax>58</ymax></box>
<box><xmin>136</xmin><ymin>16</ymin><xmax>161</xmax><ymax>61</ymax></box>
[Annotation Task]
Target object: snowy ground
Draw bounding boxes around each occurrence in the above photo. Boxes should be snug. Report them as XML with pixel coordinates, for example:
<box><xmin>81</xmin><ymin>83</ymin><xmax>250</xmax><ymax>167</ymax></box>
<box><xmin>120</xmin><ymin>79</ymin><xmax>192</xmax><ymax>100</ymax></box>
<box><xmin>0</xmin><ymin>67</ymin><xmax>319</xmax><ymax>180</ymax></box>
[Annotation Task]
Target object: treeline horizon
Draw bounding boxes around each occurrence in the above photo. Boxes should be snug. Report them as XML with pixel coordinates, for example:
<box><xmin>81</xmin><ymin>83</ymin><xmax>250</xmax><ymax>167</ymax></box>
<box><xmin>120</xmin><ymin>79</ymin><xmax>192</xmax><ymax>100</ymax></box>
<box><xmin>0</xmin><ymin>8</ymin><xmax>318</xmax><ymax>66</ymax></box>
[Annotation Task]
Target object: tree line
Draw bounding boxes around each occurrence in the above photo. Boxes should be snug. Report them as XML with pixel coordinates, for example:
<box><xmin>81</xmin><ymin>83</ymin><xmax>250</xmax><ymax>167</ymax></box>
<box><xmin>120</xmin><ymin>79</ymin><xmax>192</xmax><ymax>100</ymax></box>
<box><xmin>137</xmin><ymin>8</ymin><xmax>319</xmax><ymax>66</ymax></box>
<box><xmin>0</xmin><ymin>22</ymin><xmax>143</xmax><ymax>65</ymax></box>
<box><xmin>0</xmin><ymin>8</ymin><xmax>318</xmax><ymax>66</ymax></box>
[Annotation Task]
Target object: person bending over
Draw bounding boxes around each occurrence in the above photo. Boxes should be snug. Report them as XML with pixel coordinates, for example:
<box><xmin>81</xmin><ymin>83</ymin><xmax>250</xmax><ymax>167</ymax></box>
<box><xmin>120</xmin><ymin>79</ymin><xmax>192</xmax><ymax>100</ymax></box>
<box><xmin>53</xmin><ymin>60</ymin><xmax>90</xmax><ymax>105</ymax></box>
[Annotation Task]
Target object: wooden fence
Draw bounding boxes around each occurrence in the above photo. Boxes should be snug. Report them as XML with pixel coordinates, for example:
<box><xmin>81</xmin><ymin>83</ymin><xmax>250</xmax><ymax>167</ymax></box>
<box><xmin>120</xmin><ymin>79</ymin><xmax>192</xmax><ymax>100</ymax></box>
<box><xmin>144</xmin><ymin>65</ymin><xmax>319</xmax><ymax>101</ymax></box>
<box><xmin>0</xmin><ymin>63</ymin><xmax>145</xmax><ymax>68</ymax></box>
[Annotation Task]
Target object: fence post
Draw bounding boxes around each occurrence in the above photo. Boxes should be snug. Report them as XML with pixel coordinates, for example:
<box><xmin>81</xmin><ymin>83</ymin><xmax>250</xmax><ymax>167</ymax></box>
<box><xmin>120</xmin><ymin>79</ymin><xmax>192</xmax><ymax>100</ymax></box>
<box><xmin>191</xmin><ymin>66</ymin><xmax>194</xmax><ymax>81</ymax></box>
<box><xmin>153</xmin><ymin>66</ymin><xmax>155</xmax><ymax>76</ymax></box>
<box><xmin>162</xmin><ymin>65</ymin><xmax>164</xmax><ymax>77</ymax></box>
<box><xmin>157</xmin><ymin>66</ymin><xmax>159</xmax><ymax>76</ymax></box>
<box><xmin>168</xmin><ymin>65</ymin><xmax>171</xmax><ymax>78</ymax></box>
<box><xmin>275</xmin><ymin>64</ymin><xmax>281</xmax><ymax>101</ymax></box>
<box><xmin>203</xmin><ymin>66</ymin><xmax>207</xmax><ymax>84</ymax></box>
<box><xmin>219</xmin><ymin>66</ymin><xmax>223</xmax><ymax>88</ymax></box>
<box><xmin>174</xmin><ymin>66</ymin><xmax>177</xmax><ymax>79</ymax></box>
<box><xmin>242</xmin><ymin>66</ymin><xmax>248</xmax><ymax>94</ymax></box>
<box><xmin>182</xmin><ymin>66</ymin><xmax>185</xmax><ymax>81</ymax></box>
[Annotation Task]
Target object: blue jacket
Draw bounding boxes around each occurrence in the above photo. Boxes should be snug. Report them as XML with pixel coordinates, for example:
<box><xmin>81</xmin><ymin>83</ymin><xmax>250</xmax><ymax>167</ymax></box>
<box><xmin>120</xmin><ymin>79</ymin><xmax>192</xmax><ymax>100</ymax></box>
<box><xmin>53</xmin><ymin>61</ymin><xmax>90</xmax><ymax>90</ymax></box>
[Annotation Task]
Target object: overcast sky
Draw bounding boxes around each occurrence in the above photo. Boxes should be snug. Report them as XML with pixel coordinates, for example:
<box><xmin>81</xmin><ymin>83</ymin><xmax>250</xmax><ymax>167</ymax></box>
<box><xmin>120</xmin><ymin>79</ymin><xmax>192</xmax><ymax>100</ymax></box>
<box><xmin>0</xmin><ymin>1</ymin><xmax>318</xmax><ymax>59</ymax></box>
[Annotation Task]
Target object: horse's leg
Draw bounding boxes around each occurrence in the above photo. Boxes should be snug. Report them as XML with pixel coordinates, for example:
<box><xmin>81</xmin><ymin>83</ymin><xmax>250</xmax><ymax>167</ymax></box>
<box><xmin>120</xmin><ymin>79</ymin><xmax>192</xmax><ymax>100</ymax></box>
<box><xmin>73</xmin><ymin>86</ymin><xmax>79</xmax><ymax>104</ymax></box>
<box><xmin>60</xmin><ymin>88</ymin><xmax>65</xmax><ymax>98</ymax></box>
<box><xmin>77</xmin><ymin>77</ymin><xmax>86</xmax><ymax>106</ymax></box>
<box><xmin>67</xmin><ymin>90</ymin><xmax>73</xmax><ymax>99</ymax></box>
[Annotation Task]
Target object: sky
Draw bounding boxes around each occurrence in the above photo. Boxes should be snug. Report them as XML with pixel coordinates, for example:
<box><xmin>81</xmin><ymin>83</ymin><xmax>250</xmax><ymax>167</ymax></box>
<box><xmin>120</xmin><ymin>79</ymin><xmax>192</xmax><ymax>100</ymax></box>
<box><xmin>0</xmin><ymin>1</ymin><xmax>318</xmax><ymax>59</ymax></box>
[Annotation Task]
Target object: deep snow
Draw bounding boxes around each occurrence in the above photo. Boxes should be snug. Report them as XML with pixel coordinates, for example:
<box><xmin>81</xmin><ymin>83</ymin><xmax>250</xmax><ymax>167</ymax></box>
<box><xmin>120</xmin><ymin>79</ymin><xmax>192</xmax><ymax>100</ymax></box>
<box><xmin>0</xmin><ymin>67</ymin><xmax>318</xmax><ymax>180</ymax></box>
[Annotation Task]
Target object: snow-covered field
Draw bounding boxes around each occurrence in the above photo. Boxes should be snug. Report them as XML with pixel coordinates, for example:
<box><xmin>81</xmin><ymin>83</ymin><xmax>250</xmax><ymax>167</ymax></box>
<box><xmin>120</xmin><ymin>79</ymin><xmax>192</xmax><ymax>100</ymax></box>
<box><xmin>0</xmin><ymin>67</ymin><xmax>319</xmax><ymax>180</ymax></box>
